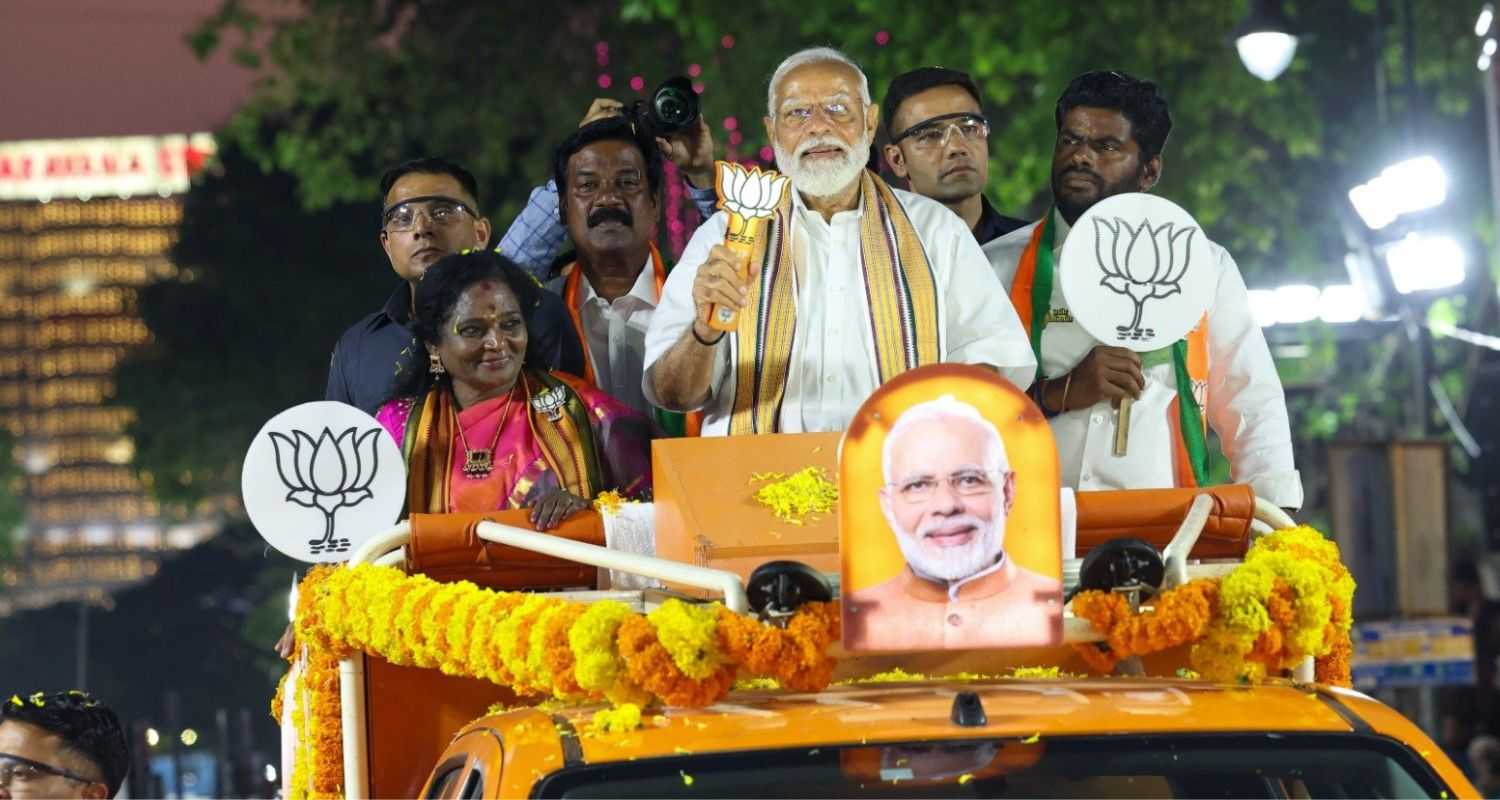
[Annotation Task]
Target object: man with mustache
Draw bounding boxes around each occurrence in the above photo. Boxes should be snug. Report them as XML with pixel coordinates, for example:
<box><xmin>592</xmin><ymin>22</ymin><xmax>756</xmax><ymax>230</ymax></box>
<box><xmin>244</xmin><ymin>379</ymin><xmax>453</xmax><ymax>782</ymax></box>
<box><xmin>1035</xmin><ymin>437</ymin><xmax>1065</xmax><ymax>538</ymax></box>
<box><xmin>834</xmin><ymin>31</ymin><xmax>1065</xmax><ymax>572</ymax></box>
<box><xmin>644</xmin><ymin>47</ymin><xmax>1036</xmax><ymax>436</ymax></box>
<box><xmin>984</xmin><ymin>71</ymin><xmax>1300</xmax><ymax>509</ymax></box>
<box><xmin>325</xmin><ymin>158</ymin><xmax>582</xmax><ymax>414</ymax></box>
<box><xmin>844</xmin><ymin>396</ymin><xmax>1061</xmax><ymax>651</ymax></box>
<box><xmin>881</xmin><ymin>67</ymin><xmax>1027</xmax><ymax>244</ymax></box>
<box><xmin>544</xmin><ymin>116</ymin><xmax>688</xmax><ymax>426</ymax></box>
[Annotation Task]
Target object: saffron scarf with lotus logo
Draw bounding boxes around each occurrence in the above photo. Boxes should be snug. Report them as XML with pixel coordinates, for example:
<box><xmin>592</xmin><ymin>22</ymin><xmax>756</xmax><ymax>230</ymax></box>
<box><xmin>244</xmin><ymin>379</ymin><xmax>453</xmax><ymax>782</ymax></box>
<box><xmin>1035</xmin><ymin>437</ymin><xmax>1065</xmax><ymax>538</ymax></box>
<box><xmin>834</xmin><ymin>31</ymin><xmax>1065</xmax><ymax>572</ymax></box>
<box><xmin>397</xmin><ymin>370</ymin><xmax>607</xmax><ymax>513</ymax></box>
<box><xmin>1009</xmin><ymin>212</ymin><xmax>1211</xmax><ymax>486</ymax></box>
<box><xmin>727</xmin><ymin>169</ymin><xmax>940</xmax><ymax>434</ymax></box>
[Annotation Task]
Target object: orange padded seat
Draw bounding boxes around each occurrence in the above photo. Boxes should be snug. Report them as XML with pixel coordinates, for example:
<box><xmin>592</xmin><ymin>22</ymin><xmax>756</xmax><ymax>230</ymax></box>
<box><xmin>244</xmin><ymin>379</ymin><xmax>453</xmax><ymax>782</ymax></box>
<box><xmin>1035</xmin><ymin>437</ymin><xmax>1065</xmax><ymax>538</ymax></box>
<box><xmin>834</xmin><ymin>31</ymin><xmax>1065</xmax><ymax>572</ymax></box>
<box><xmin>404</xmin><ymin>509</ymin><xmax>604</xmax><ymax>589</ymax></box>
<box><xmin>1075</xmin><ymin>484</ymin><xmax>1256</xmax><ymax>560</ymax></box>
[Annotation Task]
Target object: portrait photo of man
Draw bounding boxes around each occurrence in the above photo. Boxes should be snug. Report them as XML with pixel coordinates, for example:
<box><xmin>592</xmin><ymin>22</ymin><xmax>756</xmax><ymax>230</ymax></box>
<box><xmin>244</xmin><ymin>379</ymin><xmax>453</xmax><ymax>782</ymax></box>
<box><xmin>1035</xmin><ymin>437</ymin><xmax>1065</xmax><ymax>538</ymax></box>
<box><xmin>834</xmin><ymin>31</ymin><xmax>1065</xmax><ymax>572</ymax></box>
<box><xmin>843</xmin><ymin>394</ymin><xmax>1063</xmax><ymax>651</ymax></box>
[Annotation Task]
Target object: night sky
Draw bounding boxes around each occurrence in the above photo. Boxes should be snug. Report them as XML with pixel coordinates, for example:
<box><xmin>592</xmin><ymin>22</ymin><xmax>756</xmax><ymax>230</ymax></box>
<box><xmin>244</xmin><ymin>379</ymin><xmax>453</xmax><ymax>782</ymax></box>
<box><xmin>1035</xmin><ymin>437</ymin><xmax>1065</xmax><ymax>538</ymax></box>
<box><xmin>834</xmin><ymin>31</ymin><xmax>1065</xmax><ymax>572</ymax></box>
<box><xmin>0</xmin><ymin>0</ymin><xmax>258</xmax><ymax>142</ymax></box>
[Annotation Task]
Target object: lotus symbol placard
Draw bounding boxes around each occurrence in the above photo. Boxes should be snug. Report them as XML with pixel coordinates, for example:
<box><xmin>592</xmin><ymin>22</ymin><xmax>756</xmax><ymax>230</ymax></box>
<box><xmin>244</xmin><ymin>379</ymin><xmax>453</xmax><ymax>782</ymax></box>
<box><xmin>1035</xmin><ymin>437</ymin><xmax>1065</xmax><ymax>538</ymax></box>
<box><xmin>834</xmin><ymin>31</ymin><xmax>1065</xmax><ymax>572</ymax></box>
<box><xmin>268</xmin><ymin>427</ymin><xmax>381</xmax><ymax>554</ymax></box>
<box><xmin>242</xmin><ymin>401</ymin><xmax>406</xmax><ymax>563</ymax></box>
<box><xmin>1058</xmin><ymin>193</ymin><xmax>1214</xmax><ymax>353</ymax></box>
<box><xmin>1093</xmin><ymin>217</ymin><xmax>1196</xmax><ymax>342</ymax></box>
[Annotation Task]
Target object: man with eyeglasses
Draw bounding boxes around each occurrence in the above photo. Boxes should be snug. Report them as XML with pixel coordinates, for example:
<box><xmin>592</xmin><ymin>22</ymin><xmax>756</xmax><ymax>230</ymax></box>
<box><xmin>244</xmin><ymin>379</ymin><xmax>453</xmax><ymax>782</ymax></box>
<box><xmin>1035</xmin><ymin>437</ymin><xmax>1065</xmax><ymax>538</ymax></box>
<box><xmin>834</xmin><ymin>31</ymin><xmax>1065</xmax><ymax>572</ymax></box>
<box><xmin>881</xmin><ymin>67</ymin><xmax>1028</xmax><ymax>245</ymax></box>
<box><xmin>644</xmin><ymin>47</ymin><xmax>1035</xmax><ymax>436</ymax></box>
<box><xmin>1</xmin><ymin>691</ymin><xmax>129</xmax><ymax>799</ymax></box>
<box><xmin>984</xmin><ymin>71</ymin><xmax>1300</xmax><ymax>511</ymax></box>
<box><xmin>844</xmin><ymin>395</ymin><xmax>1061</xmax><ymax>651</ymax></box>
<box><xmin>324</xmin><ymin>158</ymin><xmax>582</xmax><ymax>414</ymax></box>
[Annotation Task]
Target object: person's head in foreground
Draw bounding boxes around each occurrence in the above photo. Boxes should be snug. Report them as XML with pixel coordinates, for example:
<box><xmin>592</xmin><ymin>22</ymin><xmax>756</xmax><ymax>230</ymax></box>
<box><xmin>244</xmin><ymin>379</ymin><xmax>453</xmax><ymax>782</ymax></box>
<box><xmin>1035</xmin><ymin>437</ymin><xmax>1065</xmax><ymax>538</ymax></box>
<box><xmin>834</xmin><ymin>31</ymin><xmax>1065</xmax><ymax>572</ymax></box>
<box><xmin>880</xmin><ymin>395</ymin><xmax>1016</xmax><ymax>584</ymax></box>
<box><xmin>1051</xmin><ymin>70</ymin><xmax>1171</xmax><ymax>225</ymax></box>
<box><xmin>765</xmin><ymin>47</ymin><xmax>880</xmax><ymax>201</ymax></box>
<box><xmin>401</xmin><ymin>249</ymin><xmax>542</xmax><ymax>409</ymax></box>
<box><xmin>0</xmin><ymin>691</ymin><xmax>128</xmax><ymax>799</ymax></box>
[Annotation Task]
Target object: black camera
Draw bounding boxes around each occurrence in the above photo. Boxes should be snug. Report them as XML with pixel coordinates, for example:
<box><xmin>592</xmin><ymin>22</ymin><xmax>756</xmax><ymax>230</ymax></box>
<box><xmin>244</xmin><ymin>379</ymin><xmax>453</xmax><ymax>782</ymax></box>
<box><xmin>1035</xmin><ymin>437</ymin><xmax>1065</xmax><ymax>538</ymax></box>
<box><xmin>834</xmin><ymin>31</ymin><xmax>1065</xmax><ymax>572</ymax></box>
<box><xmin>628</xmin><ymin>76</ymin><xmax>700</xmax><ymax>139</ymax></box>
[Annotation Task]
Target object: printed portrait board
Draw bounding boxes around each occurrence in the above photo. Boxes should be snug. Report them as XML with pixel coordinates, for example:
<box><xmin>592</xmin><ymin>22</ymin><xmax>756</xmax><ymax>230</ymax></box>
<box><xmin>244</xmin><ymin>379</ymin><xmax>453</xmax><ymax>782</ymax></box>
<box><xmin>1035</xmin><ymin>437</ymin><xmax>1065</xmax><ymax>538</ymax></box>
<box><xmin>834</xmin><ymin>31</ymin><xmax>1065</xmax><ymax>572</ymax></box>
<box><xmin>241</xmin><ymin>401</ymin><xmax>407</xmax><ymax>563</ymax></box>
<box><xmin>840</xmin><ymin>365</ymin><xmax>1063</xmax><ymax>652</ymax></box>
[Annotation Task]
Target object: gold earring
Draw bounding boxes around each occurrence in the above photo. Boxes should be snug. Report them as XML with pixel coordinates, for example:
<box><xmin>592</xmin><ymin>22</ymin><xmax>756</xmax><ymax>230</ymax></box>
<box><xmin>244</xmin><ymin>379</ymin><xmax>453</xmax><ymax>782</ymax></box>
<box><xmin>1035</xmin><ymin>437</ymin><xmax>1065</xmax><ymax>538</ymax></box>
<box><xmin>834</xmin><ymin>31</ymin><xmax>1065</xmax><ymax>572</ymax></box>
<box><xmin>428</xmin><ymin>353</ymin><xmax>445</xmax><ymax>375</ymax></box>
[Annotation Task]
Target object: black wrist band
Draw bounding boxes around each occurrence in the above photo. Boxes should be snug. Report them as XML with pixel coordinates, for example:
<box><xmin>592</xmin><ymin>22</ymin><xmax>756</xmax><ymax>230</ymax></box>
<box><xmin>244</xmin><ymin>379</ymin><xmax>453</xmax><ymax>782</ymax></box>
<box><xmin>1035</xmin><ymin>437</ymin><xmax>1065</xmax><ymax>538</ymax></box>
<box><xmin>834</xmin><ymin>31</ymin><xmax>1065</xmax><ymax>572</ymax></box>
<box><xmin>692</xmin><ymin>324</ymin><xmax>725</xmax><ymax>346</ymax></box>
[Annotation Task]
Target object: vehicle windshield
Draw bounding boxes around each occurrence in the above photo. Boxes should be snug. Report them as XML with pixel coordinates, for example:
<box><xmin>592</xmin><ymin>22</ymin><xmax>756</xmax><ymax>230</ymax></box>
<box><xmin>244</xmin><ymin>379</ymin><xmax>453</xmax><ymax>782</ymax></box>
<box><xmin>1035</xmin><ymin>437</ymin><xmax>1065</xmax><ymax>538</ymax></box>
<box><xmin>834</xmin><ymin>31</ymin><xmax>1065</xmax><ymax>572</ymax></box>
<box><xmin>533</xmin><ymin>734</ymin><xmax>1450</xmax><ymax>799</ymax></box>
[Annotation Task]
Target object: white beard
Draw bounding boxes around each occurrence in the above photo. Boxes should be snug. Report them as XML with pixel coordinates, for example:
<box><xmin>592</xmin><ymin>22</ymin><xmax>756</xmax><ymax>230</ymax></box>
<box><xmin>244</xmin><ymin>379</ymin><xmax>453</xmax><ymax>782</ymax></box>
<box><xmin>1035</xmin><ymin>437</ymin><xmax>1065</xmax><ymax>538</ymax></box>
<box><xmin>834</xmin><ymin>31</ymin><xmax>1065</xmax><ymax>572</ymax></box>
<box><xmin>774</xmin><ymin>132</ymin><xmax>871</xmax><ymax>199</ymax></box>
<box><xmin>888</xmin><ymin>512</ymin><xmax>1005</xmax><ymax>582</ymax></box>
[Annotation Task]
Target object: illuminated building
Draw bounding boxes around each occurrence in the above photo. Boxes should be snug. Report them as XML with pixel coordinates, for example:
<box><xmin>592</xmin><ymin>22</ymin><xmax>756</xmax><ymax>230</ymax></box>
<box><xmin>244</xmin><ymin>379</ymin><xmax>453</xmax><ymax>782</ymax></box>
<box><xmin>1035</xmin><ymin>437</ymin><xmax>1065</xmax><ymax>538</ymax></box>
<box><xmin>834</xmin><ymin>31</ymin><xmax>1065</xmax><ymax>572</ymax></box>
<box><xmin>0</xmin><ymin>134</ymin><xmax>219</xmax><ymax>614</ymax></box>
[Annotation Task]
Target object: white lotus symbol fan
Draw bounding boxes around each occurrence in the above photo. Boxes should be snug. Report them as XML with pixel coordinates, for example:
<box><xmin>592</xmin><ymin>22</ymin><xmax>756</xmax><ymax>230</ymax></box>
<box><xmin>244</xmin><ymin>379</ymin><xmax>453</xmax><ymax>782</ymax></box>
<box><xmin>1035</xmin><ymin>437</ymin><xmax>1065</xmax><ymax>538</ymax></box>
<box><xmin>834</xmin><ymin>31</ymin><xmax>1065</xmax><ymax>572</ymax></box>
<box><xmin>1093</xmin><ymin>217</ymin><xmax>1198</xmax><ymax>341</ymax></box>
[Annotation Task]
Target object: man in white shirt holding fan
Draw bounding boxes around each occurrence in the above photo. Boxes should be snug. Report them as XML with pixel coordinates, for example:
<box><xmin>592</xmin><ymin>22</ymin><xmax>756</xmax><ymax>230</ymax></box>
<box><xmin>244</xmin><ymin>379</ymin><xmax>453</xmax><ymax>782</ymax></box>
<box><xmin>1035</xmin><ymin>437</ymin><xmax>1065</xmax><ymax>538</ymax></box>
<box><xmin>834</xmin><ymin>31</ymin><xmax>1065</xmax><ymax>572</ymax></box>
<box><xmin>985</xmin><ymin>71</ymin><xmax>1301</xmax><ymax>510</ymax></box>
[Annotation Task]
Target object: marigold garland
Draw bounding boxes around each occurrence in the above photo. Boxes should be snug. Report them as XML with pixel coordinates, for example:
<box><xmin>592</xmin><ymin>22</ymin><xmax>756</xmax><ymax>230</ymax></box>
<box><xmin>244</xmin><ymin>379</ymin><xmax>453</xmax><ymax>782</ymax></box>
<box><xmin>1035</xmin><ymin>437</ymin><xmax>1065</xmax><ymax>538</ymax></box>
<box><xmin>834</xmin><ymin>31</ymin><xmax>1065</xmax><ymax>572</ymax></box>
<box><xmin>287</xmin><ymin>563</ymin><xmax>838</xmax><ymax>713</ymax></box>
<box><xmin>1070</xmin><ymin>526</ymin><xmax>1355</xmax><ymax>687</ymax></box>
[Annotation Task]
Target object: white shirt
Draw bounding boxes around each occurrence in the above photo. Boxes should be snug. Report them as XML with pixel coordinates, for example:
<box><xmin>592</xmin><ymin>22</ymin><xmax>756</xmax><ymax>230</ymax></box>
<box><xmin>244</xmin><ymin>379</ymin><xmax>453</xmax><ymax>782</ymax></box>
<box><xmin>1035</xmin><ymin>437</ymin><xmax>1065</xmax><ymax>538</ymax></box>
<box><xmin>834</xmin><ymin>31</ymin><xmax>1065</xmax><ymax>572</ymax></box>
<box><xmin>577</xmin><ymin>258</ymin><xmax>657</xmax><ymax>414</ymax></box>
<box><xmin>643</xmin><ymin>186</ymin><xmax>1036</xmax><ymax>436</ymax></box>
<box><xmin>983</xmin><ymin>210</ymin><xmax>1303</xmax><ymax>509</ymax></box>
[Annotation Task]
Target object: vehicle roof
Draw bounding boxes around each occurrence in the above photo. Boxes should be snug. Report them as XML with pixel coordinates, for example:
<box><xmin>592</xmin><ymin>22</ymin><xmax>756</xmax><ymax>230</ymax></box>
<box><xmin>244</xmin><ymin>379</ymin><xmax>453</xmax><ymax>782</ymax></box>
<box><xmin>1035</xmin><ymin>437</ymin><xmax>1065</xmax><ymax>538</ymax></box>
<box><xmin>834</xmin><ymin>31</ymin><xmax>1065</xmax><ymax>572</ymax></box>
<box><xmin>546</xmin><ymin>678</ymin><xmax>1364</xmax><ymax>763</ymax></box>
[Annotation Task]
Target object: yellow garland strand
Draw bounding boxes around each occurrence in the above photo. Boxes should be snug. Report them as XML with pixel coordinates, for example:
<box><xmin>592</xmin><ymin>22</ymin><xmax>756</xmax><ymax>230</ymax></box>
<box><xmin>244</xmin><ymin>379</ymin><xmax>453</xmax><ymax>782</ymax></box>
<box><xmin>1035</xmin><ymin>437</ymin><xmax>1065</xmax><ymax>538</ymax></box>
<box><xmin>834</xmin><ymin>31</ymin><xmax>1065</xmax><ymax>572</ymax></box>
<box><xmin>1072</xmin><ymin>526</ymin><xmax>1356</xmax><ymax>687</ymax></box>
<box><xmin>290</xmin><ymin>563</ymin><xmax>839</xmax><ymax>712</ymax></box>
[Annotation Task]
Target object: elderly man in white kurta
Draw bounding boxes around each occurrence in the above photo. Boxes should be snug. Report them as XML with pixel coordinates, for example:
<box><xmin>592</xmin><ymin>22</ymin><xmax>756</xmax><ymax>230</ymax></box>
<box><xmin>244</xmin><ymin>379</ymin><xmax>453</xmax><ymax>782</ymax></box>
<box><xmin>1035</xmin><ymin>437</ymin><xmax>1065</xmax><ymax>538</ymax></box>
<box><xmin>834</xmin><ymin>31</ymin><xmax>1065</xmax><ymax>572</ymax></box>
<box><xmin>984</xmin><ymin>70</ymin><xmax>1300</xmax><ymax>509</ymax></box>
<box><xmin>643</xmin><ymin>47</ymin><xmax>1035</xmax><ymax>435</ymax></box>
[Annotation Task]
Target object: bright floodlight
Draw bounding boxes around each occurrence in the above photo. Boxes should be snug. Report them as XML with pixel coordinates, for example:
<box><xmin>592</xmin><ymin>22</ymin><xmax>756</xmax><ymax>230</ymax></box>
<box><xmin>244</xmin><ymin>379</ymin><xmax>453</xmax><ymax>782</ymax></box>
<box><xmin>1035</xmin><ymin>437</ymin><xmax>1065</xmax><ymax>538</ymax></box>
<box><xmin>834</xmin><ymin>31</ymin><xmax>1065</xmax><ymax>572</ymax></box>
<box><xmin>1318</xmin><ymin>285</ymin><xmax>1366</xmax><ymax>323</ymax></box>
<box><xmin>1480</xmin><ymin>5</ymin><xmax>1495</xmax><ymax>37</ymax></box>
<box><xmin>145</xmin><ymin>728</ymin><xmax>160</xmax><ymax>747</ymax></box>
<box><xmin>1385</xmin><ymin>233</ymin><xmax>1468</xmax><ymax>294</ymax></box>
<box><xmin>1237</xmin><ymin>32</ymin><xmax>1299</xmax><ymax>81</ymax></box>
<box><xmin>1247</xmin><ymin>289</ymin><xmax>1279</xmax><ymax>327</ymax></box>
<box><xmin>1487</xmin><ymin>38</ymin><xmax>1499</xmax><ymax>56</ymax></box>
<box><xmin>1274</xmin><ymin>284</ymin><xmax>1321</xmax><ymax>325</ymax></box>
<box><xmin>1347</xmin><ymin>155</ymin><xmax>1449</xmax><ymax>230</ymax></box>
<box><xmin>1482</xmin><ymin>53</ymin><xmax>1494</xmax><ymax>72</ymax></box>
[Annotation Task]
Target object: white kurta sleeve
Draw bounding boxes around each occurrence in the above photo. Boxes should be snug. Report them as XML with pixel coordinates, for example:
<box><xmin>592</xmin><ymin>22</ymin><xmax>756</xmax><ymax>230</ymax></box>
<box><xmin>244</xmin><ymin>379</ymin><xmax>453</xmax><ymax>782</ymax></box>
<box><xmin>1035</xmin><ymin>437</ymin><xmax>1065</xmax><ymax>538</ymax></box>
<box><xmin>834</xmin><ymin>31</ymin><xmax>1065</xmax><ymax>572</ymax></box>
<box><xmin>936</xmin><ymin>214</ymin><xmax>1037</xmax><ymax>390</ymax></box>
<box><xmin>642</xmin><ymin>212</ymin><xmax>730</xmax><ymax>410</ymax></box>
<box><xmin>1204</xmin><ymin>247</ymin><xmax>1303</xmax><ymax>508</ymax></box>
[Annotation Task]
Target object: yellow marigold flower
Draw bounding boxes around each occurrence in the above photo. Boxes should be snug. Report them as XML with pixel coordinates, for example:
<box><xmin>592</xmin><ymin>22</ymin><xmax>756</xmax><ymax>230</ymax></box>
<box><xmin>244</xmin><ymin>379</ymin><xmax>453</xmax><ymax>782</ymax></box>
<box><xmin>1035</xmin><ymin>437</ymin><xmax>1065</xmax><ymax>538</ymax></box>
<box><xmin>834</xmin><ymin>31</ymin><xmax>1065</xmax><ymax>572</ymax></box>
<box><xmin>647</xmin><ymin>599</ymin><xmax>724</xmax><ymax>680</ymax></box>
<box><xmin>752</xmin><ymin>466</ymin><xmax>838</xmax><ymax>524</ymax></box>
<box><xmin>594</xmin><ymin>489</ymin><xmax>626</xmax><ymax>516</ymax></box>
<box><xmin>589</xmin><ymin>703</ymin><xmax>643</xmax><ymax>734</ymax></box>
<box><xmin>840</xmin><ymin>667</ymin><xmax>929</xmax><ymax>684</ymax></box>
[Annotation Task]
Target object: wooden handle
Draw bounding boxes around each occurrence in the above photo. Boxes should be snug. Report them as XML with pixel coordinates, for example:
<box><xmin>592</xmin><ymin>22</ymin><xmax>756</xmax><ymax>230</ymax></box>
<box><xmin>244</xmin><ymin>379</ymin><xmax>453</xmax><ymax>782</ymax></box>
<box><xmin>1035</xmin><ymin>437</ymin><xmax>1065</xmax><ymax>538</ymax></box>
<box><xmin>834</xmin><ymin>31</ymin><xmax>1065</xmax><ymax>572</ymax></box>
<box><xmin>1113</xmin><ymin>395</ymin><xmax>1133</xmax><ymax>456</ymax></box>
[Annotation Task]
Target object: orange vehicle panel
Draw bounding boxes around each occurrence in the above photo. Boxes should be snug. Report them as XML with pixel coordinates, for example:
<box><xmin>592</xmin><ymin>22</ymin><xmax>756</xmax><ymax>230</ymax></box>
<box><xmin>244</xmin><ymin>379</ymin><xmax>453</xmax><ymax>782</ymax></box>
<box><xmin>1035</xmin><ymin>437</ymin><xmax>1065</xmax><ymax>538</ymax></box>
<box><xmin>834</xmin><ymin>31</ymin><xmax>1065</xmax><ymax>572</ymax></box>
<box><xmin>363</xmin><ymin>653</ymin><xmax>515</xmax><ymax>798</ymax></box>
<box><xmin>562</xmin><ymin>679</ymin><xmax>1354</xmax><ymax>763</ymax></box>
<box><xmin>430</xmin><ymin>679</ymin><xmax>1478</xmax><ymax>798</ymax></box>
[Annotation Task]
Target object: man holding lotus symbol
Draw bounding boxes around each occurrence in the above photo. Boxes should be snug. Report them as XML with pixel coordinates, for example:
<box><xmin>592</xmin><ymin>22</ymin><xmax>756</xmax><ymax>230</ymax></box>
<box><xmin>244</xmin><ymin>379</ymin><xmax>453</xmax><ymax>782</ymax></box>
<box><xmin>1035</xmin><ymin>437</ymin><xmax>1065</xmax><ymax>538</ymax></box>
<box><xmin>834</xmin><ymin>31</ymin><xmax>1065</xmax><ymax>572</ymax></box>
<box><xmin>644</xmin><ymin>47</ymin><xmax>1035</xmax><ymax>436</ymax></box>
<box><xmin>984</xmin><ymin>71</ymin><xmax>1301</xmax><ymax>510</ymax></box>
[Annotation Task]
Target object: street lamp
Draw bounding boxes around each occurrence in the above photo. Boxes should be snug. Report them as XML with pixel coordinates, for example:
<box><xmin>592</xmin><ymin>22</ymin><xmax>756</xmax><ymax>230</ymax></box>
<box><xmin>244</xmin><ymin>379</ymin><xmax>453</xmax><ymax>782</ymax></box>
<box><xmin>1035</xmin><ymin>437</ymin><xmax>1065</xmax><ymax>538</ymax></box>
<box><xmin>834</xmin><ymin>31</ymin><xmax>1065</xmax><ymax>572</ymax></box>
<box><xmin>1234</xmin><ymin>0</ymin><xmax>1299</xmax><ymax>81</ymax></box>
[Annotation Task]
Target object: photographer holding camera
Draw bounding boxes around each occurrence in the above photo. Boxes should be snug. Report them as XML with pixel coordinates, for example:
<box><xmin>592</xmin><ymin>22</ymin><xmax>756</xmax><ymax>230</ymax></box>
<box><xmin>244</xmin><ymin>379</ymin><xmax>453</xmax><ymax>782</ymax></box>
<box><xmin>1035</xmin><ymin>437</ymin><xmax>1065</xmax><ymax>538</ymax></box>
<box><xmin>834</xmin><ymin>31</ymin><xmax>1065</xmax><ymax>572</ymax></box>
<box><xmin>497</xmin><ymin>80</ymin><xmax>720</xmax><ymax>279</ymax></box>
<box><xmin>493</xmin><ymin>80</ymin><xmax>716</xmax><ymax>434</ymax></box>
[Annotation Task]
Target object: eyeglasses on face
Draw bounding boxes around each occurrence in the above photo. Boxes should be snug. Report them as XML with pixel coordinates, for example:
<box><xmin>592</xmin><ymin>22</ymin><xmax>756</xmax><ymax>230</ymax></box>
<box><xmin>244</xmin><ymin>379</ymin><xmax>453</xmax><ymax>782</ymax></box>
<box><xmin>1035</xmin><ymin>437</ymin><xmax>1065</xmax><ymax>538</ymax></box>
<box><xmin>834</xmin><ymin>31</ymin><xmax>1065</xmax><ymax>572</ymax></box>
<box><xmin>381</xmin><ymin>196</ymin><xmax>475</xmax><ymax>232</ymax></box>
<box><xmin>893</xmin><ymin>112</ymin><xmax>990</xmax><ymax>151</ymax></box>
<box><xmin>0</xmin><ymin>753</ymin><xmax>101</xmax><ymax>788</ymax></box>
<box><xmin>889</xmin><ymin>468</ymin><xmax>999</xmax><ymax>503</ymax></box>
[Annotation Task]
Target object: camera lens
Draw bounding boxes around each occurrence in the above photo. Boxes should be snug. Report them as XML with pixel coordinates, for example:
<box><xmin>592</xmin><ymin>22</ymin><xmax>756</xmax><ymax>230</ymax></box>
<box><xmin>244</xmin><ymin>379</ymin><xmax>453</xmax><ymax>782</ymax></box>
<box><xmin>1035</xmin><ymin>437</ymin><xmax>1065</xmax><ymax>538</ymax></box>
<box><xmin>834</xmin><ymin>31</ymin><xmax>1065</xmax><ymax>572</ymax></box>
<box><xmin>646</xmin><ymin>76</ymin><xmax>699</xmax><ymax>135</ymax></box>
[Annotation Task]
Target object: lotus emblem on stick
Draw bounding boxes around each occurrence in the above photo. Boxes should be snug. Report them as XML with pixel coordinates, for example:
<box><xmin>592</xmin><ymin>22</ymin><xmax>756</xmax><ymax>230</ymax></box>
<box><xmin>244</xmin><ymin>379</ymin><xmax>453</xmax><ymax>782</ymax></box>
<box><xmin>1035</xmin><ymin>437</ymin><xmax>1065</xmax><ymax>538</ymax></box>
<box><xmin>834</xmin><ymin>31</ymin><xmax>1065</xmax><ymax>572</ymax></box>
<box><xmin>1093</xmin><ymin>216</ymin><xmax>1198</xmax><ymax>342</ymax></box>
<box><xmin>709</xmin><ymin>161</ymin><xmax>790</xmax><ymax>330</ymax></box>
<box><xmin>267</xmin><ymin>427</ymin><xmax>382</xmax><ymax>554</ymax></box>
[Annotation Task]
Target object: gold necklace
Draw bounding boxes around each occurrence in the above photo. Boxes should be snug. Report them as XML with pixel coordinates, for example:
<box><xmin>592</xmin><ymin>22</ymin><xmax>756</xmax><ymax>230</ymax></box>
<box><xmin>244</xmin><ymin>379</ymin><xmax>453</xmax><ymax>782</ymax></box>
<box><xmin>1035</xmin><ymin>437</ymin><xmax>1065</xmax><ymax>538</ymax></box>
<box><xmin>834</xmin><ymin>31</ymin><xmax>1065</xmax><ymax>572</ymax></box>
<box><xmin>454</xmin><ymin>385</ymin><xmax>516</xmax><ymax>478</ymax></box>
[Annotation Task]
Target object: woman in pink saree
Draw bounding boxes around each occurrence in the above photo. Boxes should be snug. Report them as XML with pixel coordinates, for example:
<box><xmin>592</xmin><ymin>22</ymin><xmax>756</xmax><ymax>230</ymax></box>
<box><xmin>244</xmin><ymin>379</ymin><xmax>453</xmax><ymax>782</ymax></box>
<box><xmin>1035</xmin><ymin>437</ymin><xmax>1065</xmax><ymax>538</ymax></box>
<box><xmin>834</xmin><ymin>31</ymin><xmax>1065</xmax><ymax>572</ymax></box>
<box><xmin>375</xmin><ymin>250</ymin><xmax>651</xmax><ymax>529</ymax></box>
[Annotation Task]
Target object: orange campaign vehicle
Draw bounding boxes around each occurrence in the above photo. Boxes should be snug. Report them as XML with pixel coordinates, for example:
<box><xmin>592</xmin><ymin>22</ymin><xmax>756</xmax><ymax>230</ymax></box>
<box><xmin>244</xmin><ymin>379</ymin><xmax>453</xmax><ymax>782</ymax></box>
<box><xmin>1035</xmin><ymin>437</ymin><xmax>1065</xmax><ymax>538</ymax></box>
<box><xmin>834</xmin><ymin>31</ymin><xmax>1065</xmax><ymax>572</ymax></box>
<box><xmin>247</xmin><ymin>368</ymin><xmax>1480</xmax><ymax>799</ymax></box>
